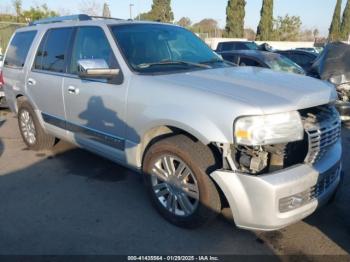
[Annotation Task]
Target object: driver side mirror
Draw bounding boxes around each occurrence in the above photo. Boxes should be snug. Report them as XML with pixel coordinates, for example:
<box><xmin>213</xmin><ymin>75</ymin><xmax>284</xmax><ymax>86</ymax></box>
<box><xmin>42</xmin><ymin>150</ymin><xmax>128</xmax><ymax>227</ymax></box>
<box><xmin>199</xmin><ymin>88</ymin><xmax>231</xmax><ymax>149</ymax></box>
<box><xmin>77</xmin><ymin>59</ymin><xmax>120</xmax><ymax>79</ymax></box>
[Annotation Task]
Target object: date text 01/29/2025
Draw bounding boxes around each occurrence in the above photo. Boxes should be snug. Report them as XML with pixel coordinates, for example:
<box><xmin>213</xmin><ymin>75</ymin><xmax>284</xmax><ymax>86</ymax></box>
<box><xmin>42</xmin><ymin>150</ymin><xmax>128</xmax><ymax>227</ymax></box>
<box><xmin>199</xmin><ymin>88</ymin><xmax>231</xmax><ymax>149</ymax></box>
<box><xmin>127</xmin><ymin>256</ymin><xmax>220</xmax><ymax>261</ymax></box>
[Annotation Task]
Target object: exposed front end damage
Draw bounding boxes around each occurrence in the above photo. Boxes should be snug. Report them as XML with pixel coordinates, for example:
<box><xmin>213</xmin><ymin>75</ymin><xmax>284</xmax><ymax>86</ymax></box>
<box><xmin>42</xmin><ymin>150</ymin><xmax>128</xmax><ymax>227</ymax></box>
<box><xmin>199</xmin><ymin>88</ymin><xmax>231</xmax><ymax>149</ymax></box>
<box><xmin>210</xmin><ymin>104</ymin><xmax>342</xmax><ymax>231</ymax></box>
<box><xmin>310</xmin><ymin>42</ymin><xmax>350</xmax><ymax>121</ymax></box>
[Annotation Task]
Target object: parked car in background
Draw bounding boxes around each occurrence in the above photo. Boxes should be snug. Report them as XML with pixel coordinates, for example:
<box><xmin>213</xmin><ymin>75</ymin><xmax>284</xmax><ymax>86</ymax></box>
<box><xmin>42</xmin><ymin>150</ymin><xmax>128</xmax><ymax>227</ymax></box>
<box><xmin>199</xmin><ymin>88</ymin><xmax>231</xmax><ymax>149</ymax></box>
<box><xmin>275</xmin><ymin>49</ymin><xmax>318</xmax><ymax>72</ymax></box>
<box><xmin>310</xmin><ymin>42</ymin><xmax>350</xmax><ymax>122</ymax></box>
<box><xmin>2</xmin><ymin>15</ymin><xmax>342</xmax><ymax>232</ymax></box>
<box><xmin>218</xmin><ymin>50</ymin><xmax>305</xmax><ymax>75</ymax></box>
<box><xmin>296</xmin><ymin>47</ymin><xmax>320</xmax><ymax>54</ymax></box>
<box><xmin>215</xmin><ymin>41</ymin><xmax>259</xmax><ymax>52</ymax></box>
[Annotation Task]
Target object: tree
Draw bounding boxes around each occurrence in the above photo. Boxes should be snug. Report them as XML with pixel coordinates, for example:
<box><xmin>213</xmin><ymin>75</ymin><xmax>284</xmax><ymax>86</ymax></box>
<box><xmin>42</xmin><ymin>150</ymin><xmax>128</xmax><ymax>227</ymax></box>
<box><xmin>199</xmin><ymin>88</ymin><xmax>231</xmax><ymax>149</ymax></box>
<box><xmin>192</xmin><ymin>18</ymin><xmax>219</xmax><ymax>37</ymax></box>
<box><xmin>102</xmin><ymin>2</ymin><xmax>111</xmax><ymax>18</ymax></box>
<box><xmin>341</xmin><ymin>0</ymin><xmax>350</xmax><ymax>40</ymax></box>
<box><xmin>177</xmin><ymin>17</ymin><xmax>192</xmax><ymax>28</ymax></box>
<box><xmin>0</xmin><ymin>2</ymin><xmax>58</xmax><ymax>51</ymax></box>
<box><xmin>256</xmin><ymin>0</ymin><xmax>273</xmax><ymax>40</ymax></box>
<box><xmin>244</xmin><ymin>28</ymin><xmax>256</xmax><ymax>40</ymax></box>
<box><xmin>22</xmin><ymin>4</ymin><xmax>59</xmax><ymax>22</ymax></box>
<box><xmin>224</xmin><ymin>0</ymin><xmax>246</xmax><ymax>38</ymax></box>
<box><xmin>329</xmin><ymin>0</ymin><xmax>342</xmax><ymax>42</ymax></box>
<box><xmin>139</xmin><ymin>0</ymin><xmax>174</xmax><ymax>23</ymax></box>
<box><xmin>273</xmin><ymin>15</ymin><xmax>302</xmax><ymax>41</ymax></box>
<box><xmin>313</xmin><ymin>28</ymin><xmax>319</xmax><ymax>39</ymax></box>
<box><xmin>12</xmin><ymin>0</ymin><xmax>22</xmax><ymax>21</ymax></box>
<box><xmin>299</xmin><ymin>29</ymin><xmax>315</xmax><ymax>41</ymax></box>
<box><xmin>79</xmin><ymin>0</ymin><xmax>102</xmax><ymax>16</ymax></box>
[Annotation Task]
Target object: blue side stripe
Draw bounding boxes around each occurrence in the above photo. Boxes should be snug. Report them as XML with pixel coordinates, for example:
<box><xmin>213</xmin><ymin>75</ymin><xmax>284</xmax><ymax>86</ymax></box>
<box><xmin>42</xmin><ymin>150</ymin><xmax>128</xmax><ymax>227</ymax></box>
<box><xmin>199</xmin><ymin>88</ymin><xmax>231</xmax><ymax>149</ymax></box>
<box><xmin>41</xmin><ymin>112</ymin><xmax>125</xmax><ymax>151</ymax></box>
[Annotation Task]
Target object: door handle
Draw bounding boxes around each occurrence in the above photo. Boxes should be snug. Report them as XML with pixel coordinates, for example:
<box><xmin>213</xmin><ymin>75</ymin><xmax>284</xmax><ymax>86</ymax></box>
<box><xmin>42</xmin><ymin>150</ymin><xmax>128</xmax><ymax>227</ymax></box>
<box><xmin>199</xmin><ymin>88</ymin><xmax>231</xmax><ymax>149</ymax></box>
<box><xmin>27</xmin><ymin>78</ymin><xmax>36</xmax><ymax>86</ymax></box>
<box><xmin>68</xmin><ymin>86</ymin><xmax>80</xmax><ymax>95</ymax></box>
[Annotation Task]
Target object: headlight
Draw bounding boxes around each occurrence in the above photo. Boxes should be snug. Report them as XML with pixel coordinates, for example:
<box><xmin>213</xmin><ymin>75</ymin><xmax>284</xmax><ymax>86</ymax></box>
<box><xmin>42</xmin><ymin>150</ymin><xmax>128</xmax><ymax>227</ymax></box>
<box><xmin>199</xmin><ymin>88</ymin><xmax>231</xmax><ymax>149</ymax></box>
<box><xmin>234</xmin><ymin>111</ymin><xmax>304</xmax><ymax>146</ymax></box>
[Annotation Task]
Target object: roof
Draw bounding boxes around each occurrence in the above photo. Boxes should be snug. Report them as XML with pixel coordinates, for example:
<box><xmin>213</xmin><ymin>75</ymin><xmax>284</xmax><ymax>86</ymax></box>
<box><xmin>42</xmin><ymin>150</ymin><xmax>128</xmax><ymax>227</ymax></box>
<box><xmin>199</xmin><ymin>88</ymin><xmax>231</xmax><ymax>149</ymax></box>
<box><xmin>16</xmin><ymin>14</ymin><xmax>177</xmax><ymax>32</ymax></box>
<box><xmin>217</xmin><ymin>41</ymin><xmax>255</xmax><ymax>45</ymax></box>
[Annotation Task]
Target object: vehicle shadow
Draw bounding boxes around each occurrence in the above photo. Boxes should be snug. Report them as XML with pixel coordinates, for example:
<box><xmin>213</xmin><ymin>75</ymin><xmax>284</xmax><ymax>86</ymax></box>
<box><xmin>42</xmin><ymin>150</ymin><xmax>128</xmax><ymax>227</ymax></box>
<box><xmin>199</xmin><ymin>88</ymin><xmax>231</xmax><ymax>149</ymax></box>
<box><xmin>0</xmin><ymin>144</ymin><xmax>274</xmax><ymax>255</ymax></box>
<box><xmin>0</xmin><ymin>100</ymin><xmax>275</xmax><ymax>255</ymax></box>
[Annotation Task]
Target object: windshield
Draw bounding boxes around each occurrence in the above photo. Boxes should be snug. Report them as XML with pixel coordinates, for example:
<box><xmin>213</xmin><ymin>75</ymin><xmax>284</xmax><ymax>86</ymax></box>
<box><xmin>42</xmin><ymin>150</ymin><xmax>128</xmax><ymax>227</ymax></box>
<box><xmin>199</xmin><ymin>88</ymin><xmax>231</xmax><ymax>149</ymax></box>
<box><xmin>110</xmin><ymin>24</ymin><xmax>227</xmax><ymax>73</ymax></box>
<box><xmin>264</xmin><ymin>54</ymin><xmax>305</xmax><ymax>75</ymax></box>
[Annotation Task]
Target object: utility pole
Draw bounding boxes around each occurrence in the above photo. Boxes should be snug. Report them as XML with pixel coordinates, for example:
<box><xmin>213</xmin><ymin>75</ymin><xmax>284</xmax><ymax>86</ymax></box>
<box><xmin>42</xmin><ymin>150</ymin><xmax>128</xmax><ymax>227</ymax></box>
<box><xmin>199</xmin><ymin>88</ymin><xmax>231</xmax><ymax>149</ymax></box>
<box><xmin>129</xmin><ymin>4</ymin><xmax>134</xmax><ymax>20</ymax></box>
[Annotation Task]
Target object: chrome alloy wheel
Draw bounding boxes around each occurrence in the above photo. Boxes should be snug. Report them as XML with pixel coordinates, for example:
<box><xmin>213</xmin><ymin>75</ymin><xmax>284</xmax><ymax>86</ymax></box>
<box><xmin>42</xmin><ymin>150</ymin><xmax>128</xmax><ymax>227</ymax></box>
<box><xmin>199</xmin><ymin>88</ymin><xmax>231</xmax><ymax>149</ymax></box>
<box><xmin>151</xmin><ymin>155</ymin><xmax>200</xmax><ymax>217</ymax></box>
<box><xmin>19</xmin><ymin>109</ymin><xmax>36</xmax><ymax>145</ymax></box>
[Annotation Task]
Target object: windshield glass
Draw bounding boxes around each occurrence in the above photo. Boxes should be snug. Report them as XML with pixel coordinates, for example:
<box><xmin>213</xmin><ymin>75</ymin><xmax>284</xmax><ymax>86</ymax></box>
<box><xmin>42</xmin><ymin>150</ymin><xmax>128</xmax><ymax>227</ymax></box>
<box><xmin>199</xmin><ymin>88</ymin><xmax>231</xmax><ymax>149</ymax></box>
<box><xmin>264</xmin><ymin>54</ymin><xmax>305</xmax><ymax>75</ymax></box>
<box><xmin>110</xmin><ymin>24</ymin><xmax>227</xmax><ymax>73</ymax></box>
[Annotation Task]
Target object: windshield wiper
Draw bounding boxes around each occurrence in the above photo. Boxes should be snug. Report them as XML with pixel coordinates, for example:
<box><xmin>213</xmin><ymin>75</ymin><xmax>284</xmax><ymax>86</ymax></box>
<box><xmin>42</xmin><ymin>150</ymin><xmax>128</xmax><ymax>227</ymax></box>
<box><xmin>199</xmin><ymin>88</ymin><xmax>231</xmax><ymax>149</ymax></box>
<box><xmin>137</xmin><ymin>60</ymin><xmax>211</xmax><ymax>69</ymax></box>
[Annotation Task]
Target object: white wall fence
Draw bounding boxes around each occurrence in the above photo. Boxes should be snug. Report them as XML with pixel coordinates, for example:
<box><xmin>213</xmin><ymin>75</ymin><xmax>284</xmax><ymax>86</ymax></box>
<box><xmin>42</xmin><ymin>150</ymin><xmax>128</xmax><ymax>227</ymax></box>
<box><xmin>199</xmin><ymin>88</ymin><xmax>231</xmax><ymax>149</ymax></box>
<box><xmin>205</xmin><ymin>37</ymin><xmax>315</xmax><ymax>50</ymax></box>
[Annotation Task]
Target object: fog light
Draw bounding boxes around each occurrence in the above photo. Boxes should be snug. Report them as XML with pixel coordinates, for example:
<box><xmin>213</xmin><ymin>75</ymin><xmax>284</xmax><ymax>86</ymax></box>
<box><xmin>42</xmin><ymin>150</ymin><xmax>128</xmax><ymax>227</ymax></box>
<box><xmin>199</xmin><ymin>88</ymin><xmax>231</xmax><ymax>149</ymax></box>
<box><xmin>279</xmin><ymin>190</ymin><xmax>310</xmax><ymax>213</ymax></box>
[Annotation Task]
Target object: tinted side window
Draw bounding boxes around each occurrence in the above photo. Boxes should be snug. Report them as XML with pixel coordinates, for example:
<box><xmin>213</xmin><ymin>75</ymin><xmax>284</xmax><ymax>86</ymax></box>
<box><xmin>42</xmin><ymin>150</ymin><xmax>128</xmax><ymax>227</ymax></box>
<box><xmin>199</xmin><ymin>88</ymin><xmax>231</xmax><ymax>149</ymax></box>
<box><xmin>289</xmin><ymin>54</ymin><xmax>313</xmax><ymax>67</ymax></box>
<box><xmin>38</xmin><ymin>28</ymin><xmax>74</xmax><ymax>73</ymax></box>
<box><xmin>236</xmin><ymin>43</ymin><xmax>248</xmax><ymax>50</ymax></box>
<box><xmin>221</xmin><ymin>54</ymin><xmax>238</xmax><ymax>64</ymax></box>
<box><xmin>4</xmin><ymin>31</ymin><xmax>37</xmax><ymax>68</ymax></box>
<box><xmin>239</xmin><ymin>57</ymin><xmax>261</xmax><ymax>67</ymax></box>
<box><xmin>222</xmin><ymin>43</ymin><xmax>235</xmax><ymax>51</ymax></box>
<box><xmin>69</xmin><ymin>27</ymin><xmax>118</xmax><ymax>75</ymax></box>
<box><xmin>280</xmin><ymin>53</ymin><xmax>292</xmax><ymax>60</ymax></box>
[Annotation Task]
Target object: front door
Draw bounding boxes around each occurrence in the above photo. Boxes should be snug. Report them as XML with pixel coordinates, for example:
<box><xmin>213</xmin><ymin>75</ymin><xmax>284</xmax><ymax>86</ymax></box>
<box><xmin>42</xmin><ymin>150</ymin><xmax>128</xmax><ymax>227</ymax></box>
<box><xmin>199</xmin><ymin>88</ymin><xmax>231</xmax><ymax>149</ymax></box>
<box><xmin>63</xmin><ymin>26</ymin><xmax>127</xmax><ymax>161</ymax></box>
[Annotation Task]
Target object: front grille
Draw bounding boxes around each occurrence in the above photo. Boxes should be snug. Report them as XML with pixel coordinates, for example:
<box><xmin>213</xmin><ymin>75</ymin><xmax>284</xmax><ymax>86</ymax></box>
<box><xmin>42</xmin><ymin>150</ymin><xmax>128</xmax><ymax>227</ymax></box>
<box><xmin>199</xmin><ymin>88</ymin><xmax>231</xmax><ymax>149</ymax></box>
<box><xmin>310</xmin><ymin>165</ymin><xmax>341</xmax><ymax>199</ymax></box>
<box><xmin>301</xmin><ymin>105</ymin><xmax>341</xmax><ymax>164</ymax></box>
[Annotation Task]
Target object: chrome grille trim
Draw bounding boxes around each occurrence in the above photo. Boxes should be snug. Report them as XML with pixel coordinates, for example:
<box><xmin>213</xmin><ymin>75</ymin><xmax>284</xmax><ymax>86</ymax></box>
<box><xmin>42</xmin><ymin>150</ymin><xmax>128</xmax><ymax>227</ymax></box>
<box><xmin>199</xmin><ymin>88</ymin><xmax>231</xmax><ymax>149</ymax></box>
<box><xmin>303</xmin><ymin>106</ymin><xmax>341</xmax><ymax>164</ymax></box>
<box><xmin>309</xmin><ymin>168</ymin><xmax>339</xmax><ymax>199</ymax></box>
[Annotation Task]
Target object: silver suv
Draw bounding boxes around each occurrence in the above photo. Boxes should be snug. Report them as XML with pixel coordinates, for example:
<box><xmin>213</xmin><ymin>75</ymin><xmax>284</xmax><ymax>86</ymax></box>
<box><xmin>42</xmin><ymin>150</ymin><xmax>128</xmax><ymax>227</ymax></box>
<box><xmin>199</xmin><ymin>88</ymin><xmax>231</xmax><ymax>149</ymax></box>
<box><xmin>2</xmin><ymin>15</ymin><xmax>342</xmax><ymax>231</ymax></box>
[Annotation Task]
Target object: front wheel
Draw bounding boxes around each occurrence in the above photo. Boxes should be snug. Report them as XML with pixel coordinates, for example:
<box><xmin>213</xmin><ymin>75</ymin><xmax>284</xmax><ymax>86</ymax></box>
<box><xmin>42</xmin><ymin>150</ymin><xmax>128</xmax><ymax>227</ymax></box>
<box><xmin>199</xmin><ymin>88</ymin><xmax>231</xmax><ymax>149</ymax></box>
<box><xmin>143</xmin><ymin>135</ymin><xmax>221</xmax><ymax>228</ymax></box>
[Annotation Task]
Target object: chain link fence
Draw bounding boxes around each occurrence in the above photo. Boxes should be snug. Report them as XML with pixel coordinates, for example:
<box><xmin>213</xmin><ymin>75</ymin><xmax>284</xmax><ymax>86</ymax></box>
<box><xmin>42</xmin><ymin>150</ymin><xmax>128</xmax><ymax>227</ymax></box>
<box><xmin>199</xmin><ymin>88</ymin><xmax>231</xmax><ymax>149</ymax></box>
<box><xmin>0</xmin><ymin>22</ymin><xmax>26</xmax><ymax>54</ymax></box>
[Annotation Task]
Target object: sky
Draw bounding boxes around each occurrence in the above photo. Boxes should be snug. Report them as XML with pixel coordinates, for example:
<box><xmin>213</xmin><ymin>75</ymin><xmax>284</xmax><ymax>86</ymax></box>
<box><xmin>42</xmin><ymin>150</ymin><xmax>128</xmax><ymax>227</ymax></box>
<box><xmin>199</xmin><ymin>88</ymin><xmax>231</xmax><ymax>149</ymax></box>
<box><xmin>0</xmin><ymin>0</ymin><xmax>347</xmax><ymax>36</ymax></box>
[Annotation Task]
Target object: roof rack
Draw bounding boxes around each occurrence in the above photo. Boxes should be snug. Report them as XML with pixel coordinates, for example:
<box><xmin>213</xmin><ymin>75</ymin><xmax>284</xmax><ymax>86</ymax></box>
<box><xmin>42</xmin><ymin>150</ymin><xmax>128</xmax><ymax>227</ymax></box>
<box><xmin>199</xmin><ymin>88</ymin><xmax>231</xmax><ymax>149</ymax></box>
<box><xmin>89</xmin><ymin>16</ymin><xmax>124</xmax><ymax>21</ymax></box>
<box><xmin>29</xmin><ymin>14</ymin><xmax>125</xmax><ymax>26</ymax></box>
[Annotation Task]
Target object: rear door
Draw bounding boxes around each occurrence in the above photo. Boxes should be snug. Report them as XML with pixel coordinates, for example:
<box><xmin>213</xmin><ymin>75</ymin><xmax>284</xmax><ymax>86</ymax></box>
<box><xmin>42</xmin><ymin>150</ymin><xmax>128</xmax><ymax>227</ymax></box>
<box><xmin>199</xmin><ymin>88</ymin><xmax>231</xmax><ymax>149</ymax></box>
<box><xmin>62</xmin><ymin>26</ymin><xmax>127</xmax><ymax>161</ymax></box>
<box><xmin>2</xmin><ymin>30</ymin><xmax>37</xmax><ymax>112</ymax></box>
<box><xmin>27</xmin><ymin>27</ymin><xmax>74</xmax><ymax>129</ymax></box>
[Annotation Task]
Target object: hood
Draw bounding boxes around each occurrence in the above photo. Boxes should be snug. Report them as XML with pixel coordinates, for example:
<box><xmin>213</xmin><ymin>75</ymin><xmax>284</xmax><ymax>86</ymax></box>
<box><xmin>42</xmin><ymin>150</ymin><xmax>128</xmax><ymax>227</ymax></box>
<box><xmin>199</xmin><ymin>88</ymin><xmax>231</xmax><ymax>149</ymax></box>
<box><xmin>156</xmin><ymin>66</ymin><xmax>336</xmax><ymax>114</ymax></box>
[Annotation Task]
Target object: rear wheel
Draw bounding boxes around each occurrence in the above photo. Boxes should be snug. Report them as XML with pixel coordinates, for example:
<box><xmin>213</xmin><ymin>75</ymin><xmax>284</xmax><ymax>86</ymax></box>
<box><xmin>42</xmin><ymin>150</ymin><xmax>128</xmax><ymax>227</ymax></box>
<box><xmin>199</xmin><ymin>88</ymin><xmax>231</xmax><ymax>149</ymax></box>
<box><xmin>143</xmin><ymin>135</ymin><xmax>221</xmax><ymax>228</ymax></box>
<box><xmin>17</xmin><ymin>98</ymin><xmax>56</xmax><ymax>151</ymax></box>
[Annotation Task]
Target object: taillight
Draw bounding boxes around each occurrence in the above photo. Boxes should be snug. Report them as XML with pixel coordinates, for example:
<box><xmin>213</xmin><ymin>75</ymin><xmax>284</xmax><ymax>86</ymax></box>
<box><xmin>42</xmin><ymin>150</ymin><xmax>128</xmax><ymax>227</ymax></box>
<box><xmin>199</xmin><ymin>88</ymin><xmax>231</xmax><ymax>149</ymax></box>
<box><xmin>0</xmin><ymin>71</ymin><xmax>4</xmax><ymax>86</ymax></box>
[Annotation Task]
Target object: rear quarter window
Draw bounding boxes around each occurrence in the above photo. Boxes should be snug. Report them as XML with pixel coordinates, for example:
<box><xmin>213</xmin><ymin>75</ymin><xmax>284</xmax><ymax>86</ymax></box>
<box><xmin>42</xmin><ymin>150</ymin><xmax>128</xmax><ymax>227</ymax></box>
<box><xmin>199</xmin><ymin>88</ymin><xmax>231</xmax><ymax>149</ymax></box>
<box><xmin>4</xmin><ymin>31</ymin><xmax>37</xmax><ymax>68</ymax></box>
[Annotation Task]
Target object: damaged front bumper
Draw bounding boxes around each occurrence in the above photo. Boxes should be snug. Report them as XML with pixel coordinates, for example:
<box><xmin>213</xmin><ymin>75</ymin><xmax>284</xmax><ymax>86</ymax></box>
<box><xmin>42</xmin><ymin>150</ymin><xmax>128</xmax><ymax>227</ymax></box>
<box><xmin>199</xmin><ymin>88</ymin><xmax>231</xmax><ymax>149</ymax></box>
<box><xmin>210</xmin><ymin>141</ymin><xmax>342</xmax><ymax>231</ymax></box>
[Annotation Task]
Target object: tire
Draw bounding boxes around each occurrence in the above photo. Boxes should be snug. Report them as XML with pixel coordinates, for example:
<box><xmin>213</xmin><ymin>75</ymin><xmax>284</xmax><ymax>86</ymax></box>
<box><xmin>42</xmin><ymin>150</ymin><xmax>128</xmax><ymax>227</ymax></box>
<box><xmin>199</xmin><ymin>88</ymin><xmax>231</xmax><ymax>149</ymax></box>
<box><xmin>143</xmin><ymin>134</ymin><xmax>221</xmax><ymax>228</ymax></box>
<box><xmin>17</xmin><ymin>98</ymin><xmax>56</xmax><ymax>151</ymax></box>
